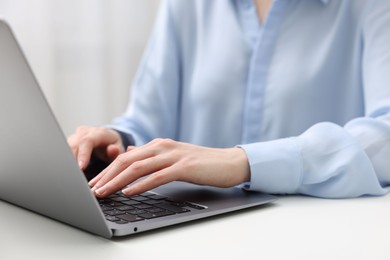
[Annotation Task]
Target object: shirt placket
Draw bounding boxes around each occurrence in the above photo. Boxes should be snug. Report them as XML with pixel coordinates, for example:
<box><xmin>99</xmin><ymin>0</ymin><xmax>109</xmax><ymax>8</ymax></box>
<box><xmin>240</xmin><ymin>0</ymin><xmax>289</xmax><ymax>144</ymax></box>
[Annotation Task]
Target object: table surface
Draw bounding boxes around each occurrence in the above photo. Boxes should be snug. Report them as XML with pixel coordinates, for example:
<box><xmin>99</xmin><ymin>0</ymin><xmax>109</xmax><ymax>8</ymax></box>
<box><xmin>1</xmin><ymin>193</ymin><xmax>389</xmax><ymax>260</ymax></box>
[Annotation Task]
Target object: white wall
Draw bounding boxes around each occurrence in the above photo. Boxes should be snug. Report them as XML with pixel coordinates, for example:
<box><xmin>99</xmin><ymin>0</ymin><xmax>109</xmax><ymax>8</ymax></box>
<box><xmin>0</xmin><ymin>0</ymin><xmax>160</xmax><ymax>135</ymax></box>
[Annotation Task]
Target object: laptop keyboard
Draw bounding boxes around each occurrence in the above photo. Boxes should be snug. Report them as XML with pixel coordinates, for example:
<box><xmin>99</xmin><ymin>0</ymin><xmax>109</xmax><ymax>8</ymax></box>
<box><xmin>98</xmin><ymin>191</ymin><xmax>206</xmax><ymax>224</ymax></box>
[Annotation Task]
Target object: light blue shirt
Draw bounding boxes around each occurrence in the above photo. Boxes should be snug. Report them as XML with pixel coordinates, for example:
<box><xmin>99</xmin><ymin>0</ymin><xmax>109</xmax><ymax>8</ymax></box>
<box><xmin>109</xmin><ymin>0</ymin><xmax>390</xmax><ymax>198</ymax></box>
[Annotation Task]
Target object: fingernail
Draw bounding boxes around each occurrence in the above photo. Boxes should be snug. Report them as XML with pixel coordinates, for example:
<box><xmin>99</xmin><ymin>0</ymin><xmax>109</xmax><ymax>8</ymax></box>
<box><xmin>122</xmin><ymin>187</ymin><xmax>134</xmax><ymax>197</ymax></box>
<box><xmin>95</xmin><ymin>187</ymin><xmax>105</xmax><ymax>196</ymax></box>
<box><xmin>78</xmin><ymin>160</ymin><xmax>84</xmax><ymax>169</ymax></box>
<box><xmin>88</xmin><ymin>179</ymin><xmax>95</xmax><ymax>187</ymax></box>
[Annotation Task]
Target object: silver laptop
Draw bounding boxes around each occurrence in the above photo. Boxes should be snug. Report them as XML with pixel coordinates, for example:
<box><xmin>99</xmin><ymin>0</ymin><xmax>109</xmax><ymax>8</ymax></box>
<box><xmin>0</xmin><ymin>20</ymin><xmax>276</xmax><ymax>238</ymax></box>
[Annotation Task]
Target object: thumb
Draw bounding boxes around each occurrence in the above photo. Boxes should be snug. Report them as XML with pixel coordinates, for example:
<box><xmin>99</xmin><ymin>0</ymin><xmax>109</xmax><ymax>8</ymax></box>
<box><xmin>106</xmin><ymin>144</ymin><xmax>121</xmax><ymax>162</ymax></box>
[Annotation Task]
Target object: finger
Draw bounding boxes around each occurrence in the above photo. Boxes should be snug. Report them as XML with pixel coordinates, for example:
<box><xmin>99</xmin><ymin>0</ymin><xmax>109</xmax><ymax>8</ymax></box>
<box><xmin>92</xmin><ymin>143</ymin><xmax>160</xmax><ymax>187</ymax></box>
<box><xmin>106</xmin><ymin>144</ymin><xmax>121</xmax><ymax>161</ymax></box>
<box><xmin>91</xmin><ymin>153</ymin><xmax>136</xmax><ymax>194</ymax></box>
<box><xmin>89</xmin><ymin>147</ymin><xmax>123</xmax><ymax>188</ymax></box>
<box><xmin>77</xmin><ymin>140</ymin><xmax>95</xmax><ymax>170</ymax></box>
<box><xmin>122</xmin><ymin>166</ymin><xmax>178</xmax><ymax>196</ymax></box>
<box><xmin>94</xmin><ymin>155</ymin><xmax>172</xmax><ymax>197</ymax></box>
<box><xmin>91</xmin><ymin>139</ymin><xmax>174</xmax><ymax>195</ymax></box>
<box><xmin>126</xmin><ymin>145</ymin><xmax>137</xmax><ymax>152</ymax></box>
<box><xmin>71</xmin><ymin>146</ymin><xmax>79</xmax><ymax>161</ymax></box>
<box><xmin>89</xmin><ymin>160</ymin><xmax>116</xmax><ymax>187</ymax></box>
<box><xmin>67</xmin><ymin>135</ymin><xmax>79</xmax><ymax>157</ymax></box>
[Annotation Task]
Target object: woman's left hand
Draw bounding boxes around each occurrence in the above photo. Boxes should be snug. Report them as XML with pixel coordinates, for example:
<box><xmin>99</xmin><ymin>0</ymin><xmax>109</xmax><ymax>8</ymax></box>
<box><xmin>89</xmin><ymin>138</ymin><xmax>250</xmax><ymax>197</ymax></box>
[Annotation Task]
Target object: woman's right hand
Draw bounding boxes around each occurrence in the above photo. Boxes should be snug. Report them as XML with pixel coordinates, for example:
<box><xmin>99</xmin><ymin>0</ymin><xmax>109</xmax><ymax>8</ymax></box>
<box><xmin>67</xmin><ymin>126</ymin><xmax>125</xmax><ymax>170</ymax></box>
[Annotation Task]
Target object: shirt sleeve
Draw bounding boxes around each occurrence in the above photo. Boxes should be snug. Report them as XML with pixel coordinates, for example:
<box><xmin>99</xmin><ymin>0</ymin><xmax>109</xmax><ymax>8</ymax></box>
<box><xmin>106</xmin><ymin>0</ymin><xmax>182</xmax><ymax>146</ymax></box>
<box><xmin>241</xmin><ymin>1</ymin><xmax>390</xmax><ymax>198</ymax></box>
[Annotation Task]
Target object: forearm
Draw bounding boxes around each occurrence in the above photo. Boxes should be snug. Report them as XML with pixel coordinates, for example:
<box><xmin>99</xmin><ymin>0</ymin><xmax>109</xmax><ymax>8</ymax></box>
<box><xmin>241</xmin><ymin>121</ymin><xmax>390</xmax><ymax>198</ymax></box>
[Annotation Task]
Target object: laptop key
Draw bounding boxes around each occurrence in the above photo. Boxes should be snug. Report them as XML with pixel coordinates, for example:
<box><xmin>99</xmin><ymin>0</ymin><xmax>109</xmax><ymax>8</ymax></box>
<box><xmin>171</xmin><ymin>202</ymin><xmax>187</xmax><ymax>207</ymax></box>
<box><xmin>121</xmin><ymin>200</ymin><xmax>141</xmax><ymax>206</ymax></box>
<box><xmin>105</xmin><ymin>215</ymin><xmax>120</xmax><ymax>222</ymax></box>
<box><xmin>104</xmin><ymin>209</ymin><xmax>125</xmax><ymax>216</ymax></box>
<box><xmin>147</xmin><ymin>194</ymin><xmax>167</xmax><ymax>200</ymax></box>
<box><xmin>117</xmin><ymin>214</ymin><xmax>144</xmax><ymax>222</ymax></box>
<box><xmin>139</xmin><ymin>192</ymin><xmax>154</xmax><ymax>197</ymax></box>
<box><xmin>146</xmin><ymin>207</ymin><xmax>165</xmax><ymax>213</ymax></box>
<box><xmin>155</xmin><ymin>203</ymin><xmax>191</xmax><ymax>213</ymax></box>
<box><xmin>101</xmin><ymin>205</ymin><xmax>112</xmax><ymax>211</ymax></box>
<box><xmin>115</xmin><ymin>205</ymin><xmax>135</xmax><ymax>211</ymax></box>
<box><xmin>143</xmin><ymin>199</ymin><xmax>160</xmax><ymax>205</ymax></box>
<box><xmin>138</xmin><ymin>210</ymin><xmax>175</xmax><ymax>219</ymax></box>
<box><xmin>133</xmin><ymin>203</ymin><xmax>153</xmax><ymax>209</ymax></box>
<box><xmin>131</xmin><ymin>196</ymin><xmax>149</xmax><ymax>202</ymax></box>
<box><xmin>98</xmin><ymin>198</ymin><xmax>111</xmax><ymax>203</ymax></box>
<box><xmin>111</xmin><ymin>197</ymin><xmax>130</xmax><ymax>202</ymax></box>
<box><xmin>128</xmin><ymin>209</ymin><xmax>147</xmax><ymax>215</ymax></box>
<box><xmin>108</xmin><ymin>201</ymin><xmax>124</xmax><ymax>207</ymax></box>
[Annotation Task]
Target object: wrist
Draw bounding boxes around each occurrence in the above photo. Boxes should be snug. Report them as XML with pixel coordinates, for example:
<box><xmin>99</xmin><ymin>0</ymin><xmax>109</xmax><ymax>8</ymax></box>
<box><xmin>230</xmin><ymin>147</ymin><xmax>251</xmax><ymax>184</ymax></box>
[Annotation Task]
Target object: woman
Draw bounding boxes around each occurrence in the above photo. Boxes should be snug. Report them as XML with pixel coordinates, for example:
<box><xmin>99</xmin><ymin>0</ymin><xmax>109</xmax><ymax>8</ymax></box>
<box><xmin>68</xmin><ymin>0</ymin><xmax>390</xmax><ymax>198</ymax></box>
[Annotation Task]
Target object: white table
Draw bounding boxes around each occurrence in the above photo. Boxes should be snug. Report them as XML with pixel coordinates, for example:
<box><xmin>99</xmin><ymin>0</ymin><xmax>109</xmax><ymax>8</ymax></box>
<box><xmin>1</xmin><ymin>194</ymin><xmax>389</xmax><ymax>260</ymax></box>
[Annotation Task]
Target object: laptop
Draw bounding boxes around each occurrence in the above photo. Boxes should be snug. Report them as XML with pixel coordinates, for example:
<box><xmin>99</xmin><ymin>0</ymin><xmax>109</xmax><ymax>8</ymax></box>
<box><xmin>0</xmin><ymin>20</ymin><xmax>276</xmax><ymax>238</ymax></box>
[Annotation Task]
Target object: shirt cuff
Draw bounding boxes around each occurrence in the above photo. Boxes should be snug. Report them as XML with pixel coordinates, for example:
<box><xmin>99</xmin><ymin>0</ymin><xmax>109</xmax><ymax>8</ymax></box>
<box><xmin>115</xmin><ymin>130</ymin><xmax>135</xmax><ymax>148</ymax></box>
<box><xmin>239</xmin><ymin>137</ymin><xmax>302</xmax><ymax>194</ymax></box>
<box><xmin>104</xmin><ymin>125</ymin><xmax>136</xmax><ymax>148</ymax></box>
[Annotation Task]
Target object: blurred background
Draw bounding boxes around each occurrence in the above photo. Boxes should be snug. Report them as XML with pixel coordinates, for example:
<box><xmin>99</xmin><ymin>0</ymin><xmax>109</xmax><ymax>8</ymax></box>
<box><xmin>0</xmin><ymin>0</ymin><xmax>160</xmax><ymax>135</ymax></box>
